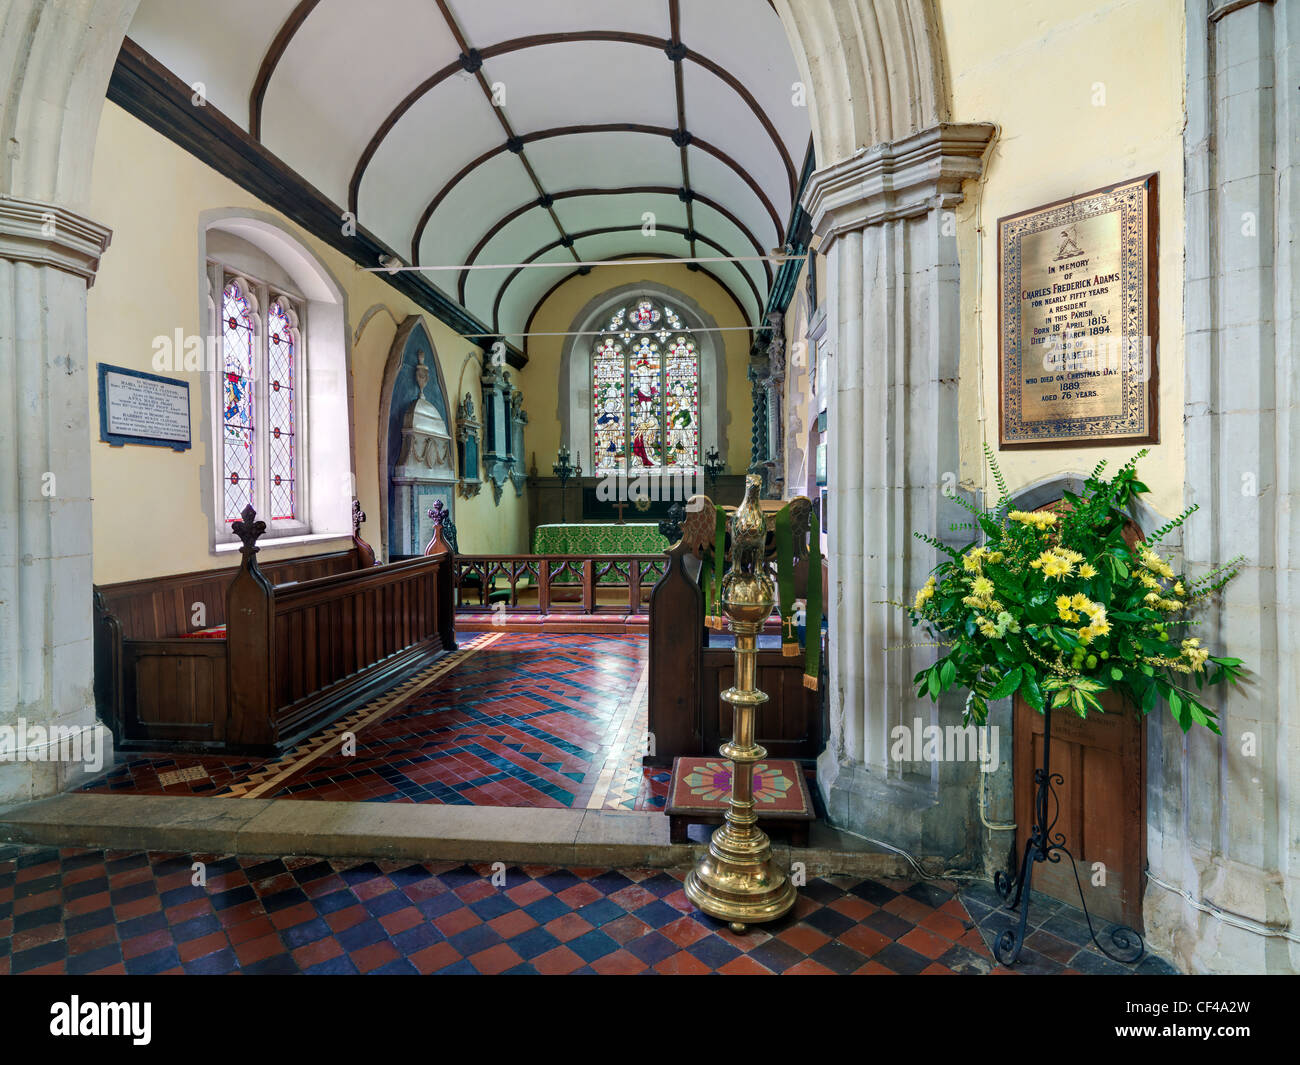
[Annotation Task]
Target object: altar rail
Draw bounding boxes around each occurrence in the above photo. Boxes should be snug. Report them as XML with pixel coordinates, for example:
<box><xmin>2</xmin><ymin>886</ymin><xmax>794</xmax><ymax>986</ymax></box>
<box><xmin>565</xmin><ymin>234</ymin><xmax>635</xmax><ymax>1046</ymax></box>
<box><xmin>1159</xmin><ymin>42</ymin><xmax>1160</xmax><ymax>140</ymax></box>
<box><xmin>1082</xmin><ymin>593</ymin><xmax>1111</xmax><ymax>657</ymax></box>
<box><xmin>453</xmin><ymin>554</ymin><xmax>669</xmax><ymax>632</ymax></box>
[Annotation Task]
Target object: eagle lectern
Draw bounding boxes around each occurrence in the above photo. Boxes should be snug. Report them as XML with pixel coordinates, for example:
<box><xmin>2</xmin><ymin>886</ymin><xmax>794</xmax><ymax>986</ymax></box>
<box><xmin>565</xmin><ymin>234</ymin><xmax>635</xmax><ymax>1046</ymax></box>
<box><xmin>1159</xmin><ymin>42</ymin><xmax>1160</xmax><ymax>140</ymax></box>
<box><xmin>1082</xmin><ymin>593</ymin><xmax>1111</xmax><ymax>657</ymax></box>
<box><xmin>684</xmin><ymin>474</ymin><xmax>798</xmax><ymax>932</ymax></box>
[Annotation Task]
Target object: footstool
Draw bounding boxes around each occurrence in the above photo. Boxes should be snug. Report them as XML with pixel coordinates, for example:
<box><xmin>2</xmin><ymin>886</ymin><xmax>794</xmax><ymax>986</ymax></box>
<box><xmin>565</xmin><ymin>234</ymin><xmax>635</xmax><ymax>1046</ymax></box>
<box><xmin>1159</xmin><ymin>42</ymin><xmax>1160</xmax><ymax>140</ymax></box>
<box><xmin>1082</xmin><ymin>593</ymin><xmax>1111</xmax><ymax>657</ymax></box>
<box><xmin>665</xmin><ymin>756</ymin><xmax>814</xmax><ymax>846</ymax></box>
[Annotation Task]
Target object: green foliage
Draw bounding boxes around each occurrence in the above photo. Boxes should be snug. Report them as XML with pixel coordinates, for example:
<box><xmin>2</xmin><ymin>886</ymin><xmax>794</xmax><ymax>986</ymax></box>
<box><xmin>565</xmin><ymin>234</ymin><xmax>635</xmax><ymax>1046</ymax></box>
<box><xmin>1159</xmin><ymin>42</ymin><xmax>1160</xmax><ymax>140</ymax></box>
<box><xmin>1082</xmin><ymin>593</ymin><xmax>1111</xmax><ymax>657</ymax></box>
<box><xmin>905</xmin><ymin>450</ymin><xmax>1246</xmax><ymax>735</ymax></box>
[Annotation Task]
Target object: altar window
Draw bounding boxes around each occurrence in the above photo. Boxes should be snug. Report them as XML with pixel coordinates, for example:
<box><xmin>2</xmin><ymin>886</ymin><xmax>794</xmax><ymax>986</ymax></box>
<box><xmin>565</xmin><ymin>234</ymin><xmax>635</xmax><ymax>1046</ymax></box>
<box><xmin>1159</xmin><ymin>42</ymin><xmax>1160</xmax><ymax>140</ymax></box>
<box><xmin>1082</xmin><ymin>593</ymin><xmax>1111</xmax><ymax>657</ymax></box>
<box><xmin>592</xmin><ymin>299</ymin><xmax>699</xmax><ymax>472</ymax></box>
<box><xmin>216</xmin><ymin>272</ymin><xmax>307</xmax><ymax>533</ymax></box>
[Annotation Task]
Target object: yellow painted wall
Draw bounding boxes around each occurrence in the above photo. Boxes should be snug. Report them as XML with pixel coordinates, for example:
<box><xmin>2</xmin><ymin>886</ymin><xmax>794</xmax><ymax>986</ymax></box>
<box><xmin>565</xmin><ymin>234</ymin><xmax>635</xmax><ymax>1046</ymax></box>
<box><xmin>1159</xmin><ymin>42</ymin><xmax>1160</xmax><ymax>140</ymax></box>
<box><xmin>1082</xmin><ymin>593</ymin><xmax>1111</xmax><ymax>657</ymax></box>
<box><xmin>940</xmin><ymin>0</ymin><xmax>1186</xmax><ymax>517</ymax></box>
<box><xmin>86</xmin><ymin>102</ymin><xmax>528</xmax><ymax>584</ymax></box>
<box><xmin>519</xmin><ymin>263</ymin><xmax>755</xmax><ymax>474</ymax></box>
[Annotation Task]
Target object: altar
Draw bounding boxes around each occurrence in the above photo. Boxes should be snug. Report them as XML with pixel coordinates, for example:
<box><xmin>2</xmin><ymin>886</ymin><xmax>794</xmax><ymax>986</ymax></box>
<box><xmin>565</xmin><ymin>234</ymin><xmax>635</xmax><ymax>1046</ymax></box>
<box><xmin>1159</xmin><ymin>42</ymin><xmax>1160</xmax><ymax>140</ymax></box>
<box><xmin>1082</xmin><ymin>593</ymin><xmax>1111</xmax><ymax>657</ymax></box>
<box><xmin>532</xmin><ymin>522</ymin><xmax>665</xmax><ymax>555</ymax></box>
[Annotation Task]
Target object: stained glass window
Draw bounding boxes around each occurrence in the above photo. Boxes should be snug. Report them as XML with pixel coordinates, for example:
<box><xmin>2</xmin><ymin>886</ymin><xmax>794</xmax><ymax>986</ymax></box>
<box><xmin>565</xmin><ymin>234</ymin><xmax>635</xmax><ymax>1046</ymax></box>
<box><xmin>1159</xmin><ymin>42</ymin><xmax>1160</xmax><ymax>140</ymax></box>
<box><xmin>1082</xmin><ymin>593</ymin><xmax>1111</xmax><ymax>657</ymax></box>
<box><xmin>222</xmin><ymin>281</ymin><xmax>256</xmax><ymax>522</ymax></box>
<box><xmin>267</xmin><ymin>300</ymin><xmax>297</xmax><ymax>521</ymax></box>
<box><xmin>664</xmin><ymin>335</ymin><xmax>699</xmax><ymax>469</ymax></box>
<box><xmin>592</xmin><ymin>337</ymin><xmax>626</xmax><ymax>472</ymax></box>
<box><xmin>591</xmin><ymin>300</ymin><xmax>698</xmax><ymax>472</ymax></box>
<box><xmin>217</xmin><ymin>272</ymin><xmax>305</xmax><ymax>532</ymax></box>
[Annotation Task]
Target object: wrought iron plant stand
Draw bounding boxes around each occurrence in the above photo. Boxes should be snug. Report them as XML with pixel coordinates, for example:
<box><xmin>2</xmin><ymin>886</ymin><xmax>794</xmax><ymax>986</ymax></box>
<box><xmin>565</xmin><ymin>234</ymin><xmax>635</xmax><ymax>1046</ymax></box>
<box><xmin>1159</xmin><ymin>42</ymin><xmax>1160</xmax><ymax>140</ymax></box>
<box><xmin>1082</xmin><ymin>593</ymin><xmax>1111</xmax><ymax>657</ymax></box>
<box><xmin>992</xmin><ymin>705</ymin><xmax>1144</xmax><ymax>966</ymax></box>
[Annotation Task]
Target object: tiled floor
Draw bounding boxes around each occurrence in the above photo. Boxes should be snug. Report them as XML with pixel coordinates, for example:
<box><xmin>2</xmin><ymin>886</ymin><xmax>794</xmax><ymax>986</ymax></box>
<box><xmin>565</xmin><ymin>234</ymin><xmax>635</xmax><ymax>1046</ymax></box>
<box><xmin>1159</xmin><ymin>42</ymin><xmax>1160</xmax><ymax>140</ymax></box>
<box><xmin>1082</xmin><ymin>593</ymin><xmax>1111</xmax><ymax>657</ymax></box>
<box><xmin>81</xmin><ymin>633</ymin><xmax>655</xmax><ymax>811</ymax></box>
<box><xmin>2</xmin><ymin>843</ymin><xmax>1016</xmax><ymax>975</ymax></box>
<box><xmin>960</xmin><ymin>880</ymin><xmax>1177</xmax><ymax>975</ymax></box>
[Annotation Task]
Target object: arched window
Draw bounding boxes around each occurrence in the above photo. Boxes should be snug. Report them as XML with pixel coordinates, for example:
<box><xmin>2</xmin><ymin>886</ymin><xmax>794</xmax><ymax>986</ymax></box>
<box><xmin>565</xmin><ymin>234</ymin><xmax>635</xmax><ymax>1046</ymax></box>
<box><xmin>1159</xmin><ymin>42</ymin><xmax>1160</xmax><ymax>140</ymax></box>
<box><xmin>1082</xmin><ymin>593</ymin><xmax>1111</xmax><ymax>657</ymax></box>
<box><xmin>220</xmin><ymin>278</ymin><xmax>257</xmax><ymax>522</ymax></box>
<box><xmin>215</xmin><ymin>272</ymin><xmax>305</xmax><ymax>532</ymax></box>
<box><xmin>591</xmin><ymin>298</ymin><xmax>699</xmax><ymax>472</ymax></box>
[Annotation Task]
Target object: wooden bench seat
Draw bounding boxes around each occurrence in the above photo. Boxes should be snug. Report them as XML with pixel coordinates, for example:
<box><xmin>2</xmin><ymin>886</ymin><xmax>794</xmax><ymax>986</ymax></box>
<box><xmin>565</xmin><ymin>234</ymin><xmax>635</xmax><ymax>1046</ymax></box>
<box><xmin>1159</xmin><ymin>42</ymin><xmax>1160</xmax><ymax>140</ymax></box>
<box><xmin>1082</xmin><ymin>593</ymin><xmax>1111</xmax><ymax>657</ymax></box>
<box><xmin>94</xmin><ymin>513</ymin><xmax>455</xmax><ymax>755</ymax></box>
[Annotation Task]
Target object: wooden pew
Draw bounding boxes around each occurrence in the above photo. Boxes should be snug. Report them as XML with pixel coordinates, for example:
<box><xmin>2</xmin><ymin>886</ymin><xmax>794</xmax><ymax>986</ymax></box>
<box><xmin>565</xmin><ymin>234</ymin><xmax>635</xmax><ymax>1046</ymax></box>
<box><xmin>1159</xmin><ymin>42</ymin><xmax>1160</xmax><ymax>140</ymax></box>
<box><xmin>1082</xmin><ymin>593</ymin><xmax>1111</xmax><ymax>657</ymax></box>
<box><xmin>94</xmin><ymin>508</ymin><xmax>454</xmax><ymax>755</ymax></box>
<box><xmin>645</xmin><ymin>496</ymin><xmax>826</xmax><ymax>766</ymax></box>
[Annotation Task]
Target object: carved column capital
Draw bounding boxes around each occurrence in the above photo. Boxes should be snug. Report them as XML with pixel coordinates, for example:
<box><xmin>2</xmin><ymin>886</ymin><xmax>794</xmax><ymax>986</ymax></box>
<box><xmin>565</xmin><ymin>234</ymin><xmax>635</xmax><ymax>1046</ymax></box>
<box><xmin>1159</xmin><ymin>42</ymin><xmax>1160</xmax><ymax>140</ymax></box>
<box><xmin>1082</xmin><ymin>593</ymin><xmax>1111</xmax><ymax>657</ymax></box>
<box><xmin>804</xmin><ymin>122</ymin><xmax>996</xmax><ymax>247</ymax></box>
<box><xmin>0</xmin><ymin>196</ymin><xmax>113</xmax><ymax>285</ymax></box>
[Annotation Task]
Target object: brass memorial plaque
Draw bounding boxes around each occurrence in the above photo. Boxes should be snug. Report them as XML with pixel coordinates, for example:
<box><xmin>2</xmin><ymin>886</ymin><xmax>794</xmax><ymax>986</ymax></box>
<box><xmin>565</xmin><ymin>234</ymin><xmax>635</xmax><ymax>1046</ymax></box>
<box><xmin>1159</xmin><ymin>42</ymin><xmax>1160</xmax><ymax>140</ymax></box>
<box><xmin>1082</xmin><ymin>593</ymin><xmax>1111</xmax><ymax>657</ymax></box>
<box><xmin>998</xmin><ymin>175</ymin><xmax>1158</xmax><ymax>448</ymax></box>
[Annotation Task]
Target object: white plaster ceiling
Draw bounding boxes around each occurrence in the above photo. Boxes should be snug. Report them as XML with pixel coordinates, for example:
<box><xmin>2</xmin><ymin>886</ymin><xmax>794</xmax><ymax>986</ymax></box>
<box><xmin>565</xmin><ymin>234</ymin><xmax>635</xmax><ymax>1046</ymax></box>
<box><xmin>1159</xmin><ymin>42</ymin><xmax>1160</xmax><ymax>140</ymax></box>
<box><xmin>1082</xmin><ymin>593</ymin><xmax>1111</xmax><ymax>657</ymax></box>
<box><xmin>126</xmin><ymin>0</ymin><xmax>810</xmax><ymax>340</ymax></box>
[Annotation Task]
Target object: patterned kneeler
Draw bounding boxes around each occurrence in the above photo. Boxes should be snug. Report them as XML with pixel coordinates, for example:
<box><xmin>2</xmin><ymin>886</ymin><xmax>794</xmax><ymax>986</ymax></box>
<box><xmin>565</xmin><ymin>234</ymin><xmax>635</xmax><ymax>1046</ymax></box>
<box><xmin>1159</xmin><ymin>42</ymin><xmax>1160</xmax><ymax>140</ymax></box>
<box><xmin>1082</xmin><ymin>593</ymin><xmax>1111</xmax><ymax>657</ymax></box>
<box><xmin>665</xmin><ymin>756</ymin><xmax>814</xmax><ymax>846</ymax></box>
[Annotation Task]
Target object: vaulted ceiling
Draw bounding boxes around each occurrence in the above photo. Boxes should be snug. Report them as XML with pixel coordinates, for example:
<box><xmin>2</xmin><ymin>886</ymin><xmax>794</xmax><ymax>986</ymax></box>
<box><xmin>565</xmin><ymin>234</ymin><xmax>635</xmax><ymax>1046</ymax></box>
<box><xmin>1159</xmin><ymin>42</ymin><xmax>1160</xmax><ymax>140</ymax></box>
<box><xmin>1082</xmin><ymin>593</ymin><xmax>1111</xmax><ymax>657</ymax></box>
<box><xmin>125</xmin><ymin>0</ymin><xmax>810</xmax><ymax>342</ymax></box>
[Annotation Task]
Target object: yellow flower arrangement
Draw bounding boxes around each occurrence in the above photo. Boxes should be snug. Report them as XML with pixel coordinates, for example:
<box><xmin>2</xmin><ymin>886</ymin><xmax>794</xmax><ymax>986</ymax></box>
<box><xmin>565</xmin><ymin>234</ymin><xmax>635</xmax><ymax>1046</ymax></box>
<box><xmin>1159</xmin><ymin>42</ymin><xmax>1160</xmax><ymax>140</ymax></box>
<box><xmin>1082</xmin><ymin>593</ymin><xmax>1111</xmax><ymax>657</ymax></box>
<box><xmin>903</xmin><ymin>446</ymin><xmax>1244</xmax><ymax>733</ymax></box>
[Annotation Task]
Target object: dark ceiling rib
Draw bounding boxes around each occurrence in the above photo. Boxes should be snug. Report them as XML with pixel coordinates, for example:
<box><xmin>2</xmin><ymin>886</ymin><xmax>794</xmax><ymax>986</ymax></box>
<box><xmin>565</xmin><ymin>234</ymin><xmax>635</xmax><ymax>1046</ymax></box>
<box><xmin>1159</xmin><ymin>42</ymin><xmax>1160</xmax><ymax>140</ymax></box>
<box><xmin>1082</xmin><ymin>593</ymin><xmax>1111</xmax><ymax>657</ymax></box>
<box><xmin>410</xmin><ymin>124</ymin><xmax>784</xmax><ymax>264</ymax></box>
<box><xmin>455</xmin><ymin>187</ymin><xmax>773</xmax><ymax>306</ymax></box>
<box><xmin>249</xmin><ymin>0</ymin><xmax>322</xmax><ymax>139</ymax></box>
<box><xmin>346</xmin><ymin>30</ymin><xmax>797</xmax><ymax>216</ymax></box>
<box><xmin>109</xmin><ymin>37</ymin><xmax>526</xmax><ymax>369</ymax></box>
<box><xmin>487</xmin><ymin>224</ymin><xmax>762</xmax><ymax>333</ymax></box>
<box><xmin>431</xmin><ymin>0</ymin><xmax>580</xmax><ymax>273</ymax></box>
<box><xmin>520</xmin><ymin>255</ymin><xmax>754</xmax><ymax>361</ymax></box>
<box><xmin>667</xmin><ymin>0</ymin><xmax>696</xmax><ymax>263</ymax></box>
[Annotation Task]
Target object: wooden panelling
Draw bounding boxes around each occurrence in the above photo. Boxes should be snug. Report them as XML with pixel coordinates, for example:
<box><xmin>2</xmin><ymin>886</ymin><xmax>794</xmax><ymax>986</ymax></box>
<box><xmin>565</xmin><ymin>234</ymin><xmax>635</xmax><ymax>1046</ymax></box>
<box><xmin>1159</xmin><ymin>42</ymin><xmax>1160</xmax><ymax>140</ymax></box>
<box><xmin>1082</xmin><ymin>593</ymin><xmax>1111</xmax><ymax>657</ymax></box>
<box><xmin>703</xmin><ymin>647</ymin><xmax>826</xmax><ymax>760</ymax></box>
<box><xmin>1013</xmin><ymin>691</ymin><xmax>1145</xmax><ymax>930</ymax></box>
<box><xmin>645</xmin><ymin>538</ymin><xmax>826</xmax><ymax>765</ymax></box>
<box><xmin>122</xmin><ymin>640</ymin><xmax>228</xmax><ymax>743</ymax></box>
<box><xmin>95</xmin><ymin>544</ymin><xmax>455</xmax><ymax>755</ymax></box>
<box><xmin>97</xmin><ymin>549</ymin><xmax>363</xmax><ymax>640</ymax></box>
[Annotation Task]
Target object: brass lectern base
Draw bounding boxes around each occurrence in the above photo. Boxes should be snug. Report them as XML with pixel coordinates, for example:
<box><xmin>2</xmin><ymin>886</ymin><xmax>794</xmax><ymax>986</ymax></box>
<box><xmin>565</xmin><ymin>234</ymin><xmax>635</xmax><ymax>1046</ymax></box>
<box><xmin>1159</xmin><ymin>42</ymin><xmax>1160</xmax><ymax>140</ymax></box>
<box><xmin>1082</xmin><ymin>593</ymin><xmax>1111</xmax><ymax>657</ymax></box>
<box><xmin>684</xmin><ymin>827</ymin><xmax>797</xmax><ymax>933</ymax></box>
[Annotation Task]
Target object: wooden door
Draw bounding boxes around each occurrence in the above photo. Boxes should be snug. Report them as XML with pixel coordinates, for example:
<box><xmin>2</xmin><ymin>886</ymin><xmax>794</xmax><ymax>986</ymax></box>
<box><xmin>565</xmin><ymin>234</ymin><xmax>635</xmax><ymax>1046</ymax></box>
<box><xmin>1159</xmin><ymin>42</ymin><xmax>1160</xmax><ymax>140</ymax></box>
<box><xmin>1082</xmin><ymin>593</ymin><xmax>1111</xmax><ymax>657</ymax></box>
<box><xmin>1012</xmin><ymin>690</ymin><xmax>1145</xmax><ymax>930</ymax></box>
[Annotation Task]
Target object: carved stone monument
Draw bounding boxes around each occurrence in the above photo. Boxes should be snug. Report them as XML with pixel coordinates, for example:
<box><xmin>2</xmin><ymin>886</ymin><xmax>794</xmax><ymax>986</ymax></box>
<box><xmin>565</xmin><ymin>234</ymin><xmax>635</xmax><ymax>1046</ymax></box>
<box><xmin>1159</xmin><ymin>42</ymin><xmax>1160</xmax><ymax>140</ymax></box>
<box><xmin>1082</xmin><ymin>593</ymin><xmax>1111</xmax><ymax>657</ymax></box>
<box><xmin>390</xmin><ymin>350</ymin><xmax>455</xmax><ymax>553</ymax></box>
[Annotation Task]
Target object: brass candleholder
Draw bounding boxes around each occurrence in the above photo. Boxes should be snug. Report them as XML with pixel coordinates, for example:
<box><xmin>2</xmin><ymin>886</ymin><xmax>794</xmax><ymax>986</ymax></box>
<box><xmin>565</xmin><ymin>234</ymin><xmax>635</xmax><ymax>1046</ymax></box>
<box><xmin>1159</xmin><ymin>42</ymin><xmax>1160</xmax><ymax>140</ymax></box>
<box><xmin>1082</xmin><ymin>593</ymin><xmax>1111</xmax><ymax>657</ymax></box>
<box><xmin>685</xmin><ymin>474</ymin><xmax>797</xmax><ymax>933</ymax></box>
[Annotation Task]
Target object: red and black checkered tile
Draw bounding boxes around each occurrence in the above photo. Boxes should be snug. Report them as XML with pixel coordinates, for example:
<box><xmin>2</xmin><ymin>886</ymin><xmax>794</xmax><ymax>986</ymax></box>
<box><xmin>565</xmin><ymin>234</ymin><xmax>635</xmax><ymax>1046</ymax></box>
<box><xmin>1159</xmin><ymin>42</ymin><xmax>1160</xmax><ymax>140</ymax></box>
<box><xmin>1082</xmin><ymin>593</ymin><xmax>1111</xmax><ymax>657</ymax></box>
<box><xmin>79</xmin><ymin>633</ymin><xmax>648</xmax><ymax>809</ymax></box>
<box><xmin>0</xmin><ymin>843</ymin><xmax>1029</xmax><ymax>975</ymax></box>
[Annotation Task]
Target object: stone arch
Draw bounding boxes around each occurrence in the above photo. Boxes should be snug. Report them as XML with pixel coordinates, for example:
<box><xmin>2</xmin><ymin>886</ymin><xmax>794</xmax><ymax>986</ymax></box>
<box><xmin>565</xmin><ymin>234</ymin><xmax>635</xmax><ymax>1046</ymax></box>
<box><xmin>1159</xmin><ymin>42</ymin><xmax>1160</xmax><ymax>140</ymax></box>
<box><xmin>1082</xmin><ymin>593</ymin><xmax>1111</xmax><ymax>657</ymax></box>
<box><xmin>772</xmin><ymin>0</ymin><xmax>950</xmax><ymax>166</ymax></box>
<box><xmin>0</xmin><ymin>0</ymin><xmax>142</xmax><ymax>207</ymax></box>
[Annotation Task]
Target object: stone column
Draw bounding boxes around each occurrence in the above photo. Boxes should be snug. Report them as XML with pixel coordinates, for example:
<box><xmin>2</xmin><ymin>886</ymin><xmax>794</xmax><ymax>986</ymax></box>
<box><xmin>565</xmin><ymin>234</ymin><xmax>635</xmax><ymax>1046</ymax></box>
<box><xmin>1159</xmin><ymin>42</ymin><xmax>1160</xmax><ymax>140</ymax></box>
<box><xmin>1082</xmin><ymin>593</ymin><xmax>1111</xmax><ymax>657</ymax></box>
<box><xmin>1145</xmin><ymin>0</ymin><xmax>1298</xmax><ymax>973</ymax></box>
<box><xmin>805</xmin><ymin>123</ymin><xmax>995</xmax><ymax>858</ymax></box>
<box><xmin>0</xmin><ymin>0</ymin><xmax>138</xmax><ymax>802</ymax></box>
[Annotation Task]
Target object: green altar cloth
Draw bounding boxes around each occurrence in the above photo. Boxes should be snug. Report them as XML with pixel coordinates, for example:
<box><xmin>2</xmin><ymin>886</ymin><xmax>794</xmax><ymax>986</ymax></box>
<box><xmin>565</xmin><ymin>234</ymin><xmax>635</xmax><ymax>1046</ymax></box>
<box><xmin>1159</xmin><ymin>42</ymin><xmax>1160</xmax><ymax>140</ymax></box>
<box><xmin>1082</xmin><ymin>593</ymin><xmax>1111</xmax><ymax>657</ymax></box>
<box><xmin>532</xmin><ymin>522</ymin><xmax>665</xmax><ymax>555</ymax></box>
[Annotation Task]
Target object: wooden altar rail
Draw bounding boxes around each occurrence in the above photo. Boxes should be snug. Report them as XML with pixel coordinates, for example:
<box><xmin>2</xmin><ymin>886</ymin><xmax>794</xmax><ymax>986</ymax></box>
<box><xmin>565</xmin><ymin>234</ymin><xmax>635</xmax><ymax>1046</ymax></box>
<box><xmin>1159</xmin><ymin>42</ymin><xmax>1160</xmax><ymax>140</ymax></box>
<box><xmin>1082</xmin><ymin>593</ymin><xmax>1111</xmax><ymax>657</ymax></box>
<box><xmin>453</xmin><ymin>554</ymin><xmax>670</xmax><ymax>616</ymax></box>
<box><xmin>95</xmin><ymin>534</ymin><xmax>455</xmax><ymax>755</ymax></box>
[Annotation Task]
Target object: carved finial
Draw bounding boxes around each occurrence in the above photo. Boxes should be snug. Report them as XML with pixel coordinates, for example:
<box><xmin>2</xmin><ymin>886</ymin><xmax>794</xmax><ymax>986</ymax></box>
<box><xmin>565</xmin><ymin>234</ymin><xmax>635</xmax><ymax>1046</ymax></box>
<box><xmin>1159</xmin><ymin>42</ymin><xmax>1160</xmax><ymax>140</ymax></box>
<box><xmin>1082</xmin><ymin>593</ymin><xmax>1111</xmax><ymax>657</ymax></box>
<box><xmin>352</xmin><ymin>498</ymin><xmax>366</xmax><ymax>537</ymax></box>
<box><xmin>232</xmin><ymin>504</ymin><xmax>266</xmax><ymax>555</ymax></box>
<box><xmin>428</xmin><ymin>499</ymin><xmax>447</xmax><ymax>527</ymax></box>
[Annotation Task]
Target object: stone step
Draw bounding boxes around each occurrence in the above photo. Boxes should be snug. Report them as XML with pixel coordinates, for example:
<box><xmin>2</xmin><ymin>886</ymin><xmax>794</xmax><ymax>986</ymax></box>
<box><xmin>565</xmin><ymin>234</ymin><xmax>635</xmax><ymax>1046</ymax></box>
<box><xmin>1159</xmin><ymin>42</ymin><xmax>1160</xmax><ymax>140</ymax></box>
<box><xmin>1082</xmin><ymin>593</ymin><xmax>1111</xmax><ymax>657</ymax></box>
<box><xmin>0</xmin><ymin>793</ymin><xmax>908</xmax><ymax>878</ymax></box>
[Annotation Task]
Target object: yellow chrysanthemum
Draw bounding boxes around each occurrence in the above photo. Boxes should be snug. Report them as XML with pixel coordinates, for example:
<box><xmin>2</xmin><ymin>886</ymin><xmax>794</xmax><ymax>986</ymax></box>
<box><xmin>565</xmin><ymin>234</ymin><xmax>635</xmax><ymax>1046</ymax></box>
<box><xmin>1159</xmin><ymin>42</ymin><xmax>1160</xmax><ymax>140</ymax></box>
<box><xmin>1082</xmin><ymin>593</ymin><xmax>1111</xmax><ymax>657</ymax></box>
<box><xmin>1139</xmin><ymin>547</ymin><xmax>1175</xmax><ymax>580</ymax></box>
<box><xmin>1181</xmin><ymin>637</ymin><xmax>1209</xmax><ymax>672</ymax></box>
<box><xmin>971</xmin><ymin>576</ymin><xmax>995</xmax><ymax>598</ymax></box>
<box><xmin>1079</xmin><ymin>563</ymin><xmax>1097</xmax><ymax>579</ymax></box>
<box><xmin>1041</xmin><ymin>555</ymin><xmax>1072</xmax><ymax>579</ymax></box>
<box><xmin>912</xmin><ymin>576</ymin><xmax>936</xmax><ymax>611</ymax></box>
<box><xmin>1008</xmin><ymin>510</ymin><xmax>1058</xmax><ymax>529</ymax></box>
<box><xmin>1078</xmin><ymin>618</ymin><xmax>1111</xmax><ymax>644</ymax></box>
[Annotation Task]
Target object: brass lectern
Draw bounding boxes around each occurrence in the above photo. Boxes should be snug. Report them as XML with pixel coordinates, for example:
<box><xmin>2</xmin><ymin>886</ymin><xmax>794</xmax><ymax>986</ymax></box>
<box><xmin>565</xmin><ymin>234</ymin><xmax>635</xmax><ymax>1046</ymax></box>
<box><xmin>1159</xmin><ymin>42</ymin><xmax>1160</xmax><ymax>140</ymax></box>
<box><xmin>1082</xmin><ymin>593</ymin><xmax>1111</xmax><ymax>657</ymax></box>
<box><xmin>684</xmin><ymin>474</ymin><xmax>798</xmax><ymax>932</ymax></box>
